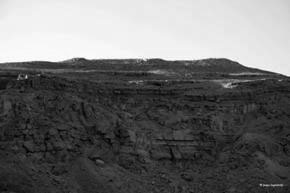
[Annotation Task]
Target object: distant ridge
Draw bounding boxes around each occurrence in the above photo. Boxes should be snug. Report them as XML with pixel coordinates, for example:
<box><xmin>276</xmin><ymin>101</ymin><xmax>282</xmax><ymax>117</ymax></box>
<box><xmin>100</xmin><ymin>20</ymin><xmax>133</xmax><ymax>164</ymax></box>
<box><xmin>61</xmin><ymin>57</ymin><xmax>89</xmax><ymax>64</ymax></box>
<box><xmin>0</xmin><ymin>58</ymin><xmax>282</xmax><ymax>76</ymax></box>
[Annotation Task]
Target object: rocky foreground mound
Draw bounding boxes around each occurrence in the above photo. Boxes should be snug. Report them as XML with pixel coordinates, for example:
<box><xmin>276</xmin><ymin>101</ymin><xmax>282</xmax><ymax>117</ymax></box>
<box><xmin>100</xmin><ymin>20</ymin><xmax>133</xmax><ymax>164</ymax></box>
<box><xmin>0</xmin><ymin>58</ymin><xmax>290</xmax><ymax>193</ymax></box>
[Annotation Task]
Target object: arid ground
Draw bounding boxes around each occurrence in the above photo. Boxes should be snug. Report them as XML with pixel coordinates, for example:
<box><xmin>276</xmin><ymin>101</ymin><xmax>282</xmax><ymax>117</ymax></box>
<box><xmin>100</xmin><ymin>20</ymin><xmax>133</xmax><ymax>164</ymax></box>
<box><xmin>0</xmin><ymin>58</ymin><xmax>289</xmax><ymax>193</ymax></box>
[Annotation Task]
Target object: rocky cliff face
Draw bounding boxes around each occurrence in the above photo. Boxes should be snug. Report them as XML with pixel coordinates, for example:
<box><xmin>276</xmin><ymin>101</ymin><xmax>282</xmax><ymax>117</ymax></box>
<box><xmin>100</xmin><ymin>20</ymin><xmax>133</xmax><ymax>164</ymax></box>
<box><xmin>0</xmin><ymin>59</ymin><xmax>289</xmax><ymax>193</ymax></box>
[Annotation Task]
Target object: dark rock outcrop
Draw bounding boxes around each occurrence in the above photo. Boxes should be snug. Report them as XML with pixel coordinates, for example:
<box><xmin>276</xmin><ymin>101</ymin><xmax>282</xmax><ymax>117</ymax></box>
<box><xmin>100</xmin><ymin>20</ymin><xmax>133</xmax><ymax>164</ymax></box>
<box><xmin>0</xmin><ymin>58</ymin><xmax>289</xmax><ymax>193</ymax></box>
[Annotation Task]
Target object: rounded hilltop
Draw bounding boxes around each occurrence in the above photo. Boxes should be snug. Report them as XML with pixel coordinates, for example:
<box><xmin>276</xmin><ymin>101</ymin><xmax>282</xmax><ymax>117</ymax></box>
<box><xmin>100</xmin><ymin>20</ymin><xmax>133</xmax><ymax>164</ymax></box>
<box><xmin>61</xmin><ymin>57</ymin><xmax>89</xmax><ymax>64</ymax></box>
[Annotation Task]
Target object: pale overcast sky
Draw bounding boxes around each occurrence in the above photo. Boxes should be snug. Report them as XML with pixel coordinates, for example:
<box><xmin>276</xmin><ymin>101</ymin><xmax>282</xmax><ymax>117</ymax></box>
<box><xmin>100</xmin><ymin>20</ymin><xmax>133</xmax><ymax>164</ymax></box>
<box><xmin>0</xmin><ymin>0</ymin><xmax>289</xmax><ymax>75</ymax></box>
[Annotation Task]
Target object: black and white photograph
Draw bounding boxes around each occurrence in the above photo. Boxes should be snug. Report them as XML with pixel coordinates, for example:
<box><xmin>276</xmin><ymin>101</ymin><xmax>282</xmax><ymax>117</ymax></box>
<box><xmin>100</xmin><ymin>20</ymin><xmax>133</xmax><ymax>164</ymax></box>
<box><xmin>0</xmin><ymin>0</ymin><xmax>290</xmax><ymax>192</ymax></box>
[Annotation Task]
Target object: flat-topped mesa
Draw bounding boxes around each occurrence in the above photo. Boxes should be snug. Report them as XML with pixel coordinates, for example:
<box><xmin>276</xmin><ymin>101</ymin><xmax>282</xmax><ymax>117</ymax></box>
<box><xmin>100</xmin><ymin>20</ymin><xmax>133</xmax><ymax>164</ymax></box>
<box><xmin>0</xmin><ymin>57</ymin><xmax>278</xmax><ymax>75</ymax></box>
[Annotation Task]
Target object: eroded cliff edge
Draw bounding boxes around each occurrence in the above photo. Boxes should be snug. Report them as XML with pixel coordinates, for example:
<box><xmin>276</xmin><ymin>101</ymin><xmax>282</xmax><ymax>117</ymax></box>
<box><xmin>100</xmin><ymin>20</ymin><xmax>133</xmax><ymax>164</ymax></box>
<box><xmin>0</xmin><ymin>59</ymin><xmax>290</xmax><ymax>193</ymax></box>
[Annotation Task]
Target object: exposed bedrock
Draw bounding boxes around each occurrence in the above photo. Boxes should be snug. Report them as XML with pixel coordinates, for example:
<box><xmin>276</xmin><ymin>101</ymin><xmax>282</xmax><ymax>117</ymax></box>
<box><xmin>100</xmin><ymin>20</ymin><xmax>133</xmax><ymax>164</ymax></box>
<box><xmin>0</xmin><ymin>75</ymin><xmax>290</xmax><ymax>193</ymax></box>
